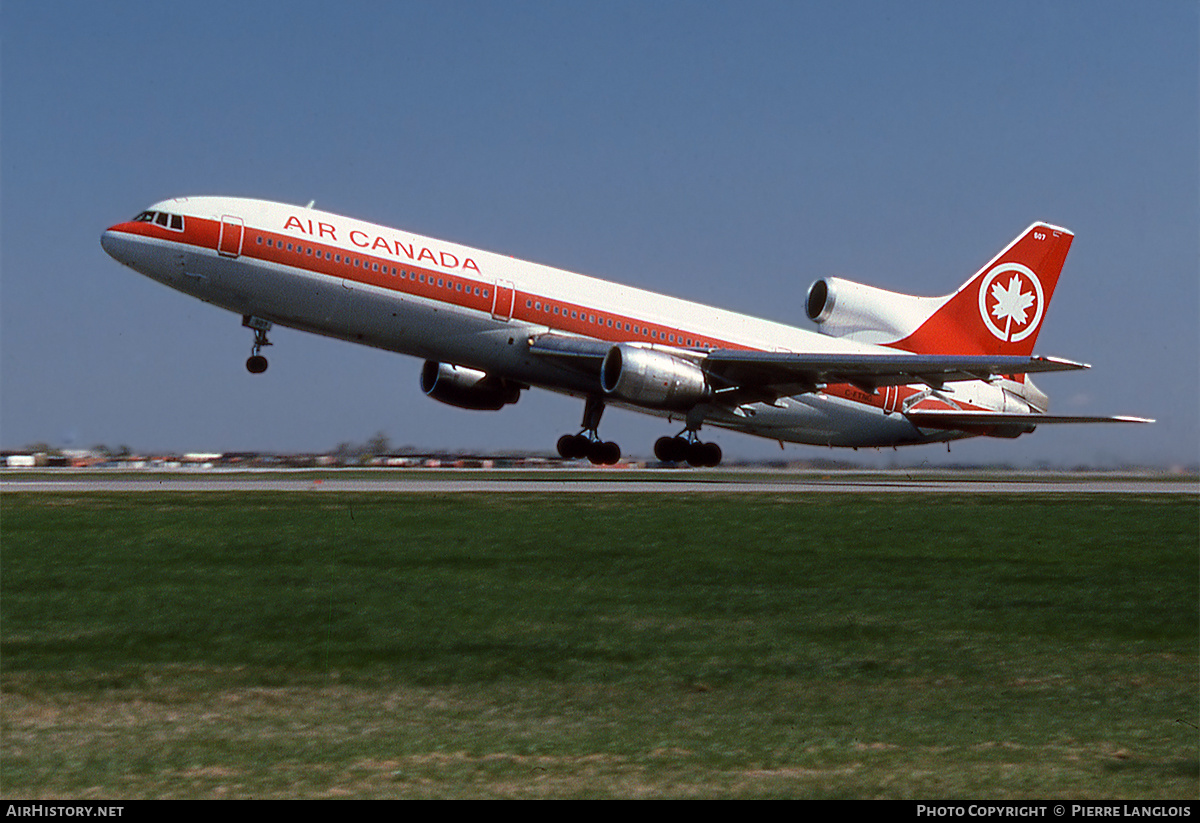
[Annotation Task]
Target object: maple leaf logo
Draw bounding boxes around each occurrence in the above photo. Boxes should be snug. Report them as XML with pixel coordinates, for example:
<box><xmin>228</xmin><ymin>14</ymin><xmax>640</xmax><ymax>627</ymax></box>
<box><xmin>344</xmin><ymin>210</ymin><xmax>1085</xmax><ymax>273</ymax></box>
<box><xmin>990</xmin><ymin>274</ymin><xmax>1036</xmax><ymax>336</ymax></box>
<box><xmin>977</xmin><ymin>264</ymin><xmax>1045</xmax><ymax>343</ymax></box>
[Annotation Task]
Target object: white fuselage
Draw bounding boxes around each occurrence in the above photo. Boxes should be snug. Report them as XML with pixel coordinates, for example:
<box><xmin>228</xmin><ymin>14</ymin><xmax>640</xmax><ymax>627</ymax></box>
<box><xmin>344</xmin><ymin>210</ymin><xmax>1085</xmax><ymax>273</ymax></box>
<box><xmin>101</xmin><ymin>196</ymin><xmax>997</xmax><ymax>448</ymax></box>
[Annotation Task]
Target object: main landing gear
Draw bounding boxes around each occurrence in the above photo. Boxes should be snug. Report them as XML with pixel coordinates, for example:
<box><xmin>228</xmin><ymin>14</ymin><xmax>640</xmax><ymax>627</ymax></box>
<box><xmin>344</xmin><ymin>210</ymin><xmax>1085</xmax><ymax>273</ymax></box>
<box><xmin>242</xmin><ymin>315</ymin><xmax>272</xmax><ymax>374</ymax></box>
<box><xmin>555</xmin><ymin>397</ymin><xmax>723</xmax><ymax>467</ymax></box>
<box><xmin>654</xmin><ymin>431</ymin><xmax>722</xmax><ymax>468</ymax></box>
<box><xmin>557</xmin><ymin>396</ymin><xmax>621</xmax><ymax>465</ymax></box>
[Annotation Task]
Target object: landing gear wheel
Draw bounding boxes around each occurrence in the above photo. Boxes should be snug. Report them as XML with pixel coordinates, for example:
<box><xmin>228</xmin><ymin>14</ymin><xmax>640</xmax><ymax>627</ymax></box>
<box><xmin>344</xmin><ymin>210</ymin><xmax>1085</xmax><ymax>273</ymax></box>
<box><xmin>242</xmin><ymin>315</ymin><xmax>273</xmax><ymax>375</ymax></box>
<box><xmin>655</xmin><ymin>435</ymin><xmax>719</xmax><ymax>466</ymax></box>
<box><xmin>558</xmin><ymin>396</ymin><xmax>620</xmax><ymax>465</ymax></box>
<box><xmin>707</xmin><ymin>442</ymin><xmax>722</xmax><ymax>467</ymax></box>
<box><xmin>686</xmin><ymin>441</ymin><xmax>722</xmax><ymax>468</ymax></box>
<box><xmin>557</xmin><ymin>434</ymin><xmax>575</xmax><ymax>460</ymax></box>
<box><xmin>587</xmin><ymin>440</ymin><xmax>621</xmax><ymax>466</ymax></box>
<box><xmin>557</xmin><ymin>434</ymin><xmax>591</xmax><ymax>460</ymax></box>
<box><xmin>655</xmin><ymin>436</ymin><xmax>689</xmax><ymax>464</ymax></box>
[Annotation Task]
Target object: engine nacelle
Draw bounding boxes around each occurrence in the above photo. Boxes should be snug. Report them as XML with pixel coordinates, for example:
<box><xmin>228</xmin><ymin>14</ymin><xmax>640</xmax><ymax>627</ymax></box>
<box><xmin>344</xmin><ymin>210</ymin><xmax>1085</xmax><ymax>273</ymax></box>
<box><xmin>420</xmin><ymin>361</ymin><xmax>521</xmax><ymax>411</ymax></box>
<box><xmin>806</xmin><ymin>276</ymin><xmax>942</xmax><ymax>344</ymax></box>
<box><xmin>600</xmin><ymin>344</ymin><xmax>710</xmax><ymax>410</ymax></box>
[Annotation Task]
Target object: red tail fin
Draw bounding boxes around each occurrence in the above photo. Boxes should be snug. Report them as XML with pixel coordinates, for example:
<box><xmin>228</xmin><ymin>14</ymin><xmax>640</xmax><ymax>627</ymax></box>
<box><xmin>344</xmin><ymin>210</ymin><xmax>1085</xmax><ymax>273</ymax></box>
<box><xmin>892</xmin><ymin>223</ymin><xmax>1073</xmax><ymax>356</ymax></box>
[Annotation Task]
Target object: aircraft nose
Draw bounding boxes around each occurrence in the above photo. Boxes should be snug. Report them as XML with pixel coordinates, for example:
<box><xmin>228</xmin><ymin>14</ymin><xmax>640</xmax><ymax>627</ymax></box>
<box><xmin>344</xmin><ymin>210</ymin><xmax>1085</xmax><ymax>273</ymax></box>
<box><xmin>100</xmin><ymin>226</ymin><xmax>134</xmax><ymax>264</ymax></box>
<box><xmin>100</xmin><ymin>228</ymin><xmax>120</xmax><ymax>260</ymax></box>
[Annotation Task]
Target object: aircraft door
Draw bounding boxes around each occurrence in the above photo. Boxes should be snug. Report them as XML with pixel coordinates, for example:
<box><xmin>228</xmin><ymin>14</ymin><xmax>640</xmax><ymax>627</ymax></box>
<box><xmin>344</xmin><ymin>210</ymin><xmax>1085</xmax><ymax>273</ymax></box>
<box><xmin>218</xmin><ymin>215</ymin><xmax>244</xmax><ymax>258</ymax></box>
<box><xmin>491</xmin><ymin>279</ymin><xmax>515</xmax><ymax>321</ymax></box>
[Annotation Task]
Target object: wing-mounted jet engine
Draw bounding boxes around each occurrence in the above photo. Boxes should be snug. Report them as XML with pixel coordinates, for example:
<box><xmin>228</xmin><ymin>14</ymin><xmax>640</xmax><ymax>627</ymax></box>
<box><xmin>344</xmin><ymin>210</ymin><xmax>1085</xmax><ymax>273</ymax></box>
<box><xmin>420</xmin><ymin>361</ymin><xmax>522</xmax><ymax>411</ymax></box>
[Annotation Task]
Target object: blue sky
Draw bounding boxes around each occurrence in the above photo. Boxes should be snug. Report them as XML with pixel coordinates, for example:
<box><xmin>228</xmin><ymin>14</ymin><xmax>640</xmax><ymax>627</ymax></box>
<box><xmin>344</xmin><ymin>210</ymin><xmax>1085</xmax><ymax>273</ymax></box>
<box><xmin>2</xmin><ymin>1</ymin><xmax>1196</xmax><ymax>466</ymax></box>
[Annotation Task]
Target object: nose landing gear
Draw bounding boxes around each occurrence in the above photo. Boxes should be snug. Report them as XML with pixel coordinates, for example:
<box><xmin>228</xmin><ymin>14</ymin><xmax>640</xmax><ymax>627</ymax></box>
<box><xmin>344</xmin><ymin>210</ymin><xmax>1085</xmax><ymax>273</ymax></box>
<box><xmin>242</xmin><ymin>315</ymin><xmax>272</xmax><ymax>374</ymax></box>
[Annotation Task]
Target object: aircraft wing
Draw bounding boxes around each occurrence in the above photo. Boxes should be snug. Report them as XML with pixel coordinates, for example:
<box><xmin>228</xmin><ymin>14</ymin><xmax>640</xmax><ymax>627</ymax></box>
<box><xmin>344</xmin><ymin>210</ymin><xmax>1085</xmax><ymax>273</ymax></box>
<box><xmin>700</xmin><ymin>351</ymin><xmax>1087</xmax><ymax>398</ymax></box>
<box><xmin>528</xmin><ymin>333</ymin><xmax>1090</xmax><ymax>400</ymax></box>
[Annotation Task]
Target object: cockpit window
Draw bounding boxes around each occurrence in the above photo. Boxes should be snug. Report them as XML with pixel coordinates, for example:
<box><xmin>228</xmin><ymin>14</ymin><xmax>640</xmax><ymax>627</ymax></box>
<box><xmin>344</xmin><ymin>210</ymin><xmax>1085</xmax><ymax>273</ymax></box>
<box><xmin>133</xmin><ymin>210</ymin><xmax>184</xmax><ymax>231</ymax></box>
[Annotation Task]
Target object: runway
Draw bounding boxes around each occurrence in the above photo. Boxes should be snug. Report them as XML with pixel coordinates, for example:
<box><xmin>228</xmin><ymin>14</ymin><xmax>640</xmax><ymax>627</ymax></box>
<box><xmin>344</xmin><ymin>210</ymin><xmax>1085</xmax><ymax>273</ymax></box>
<box><xmin>2</xmin><ymin>470</ymin><xmax>1195</xmax><ymax>495</ymax></box>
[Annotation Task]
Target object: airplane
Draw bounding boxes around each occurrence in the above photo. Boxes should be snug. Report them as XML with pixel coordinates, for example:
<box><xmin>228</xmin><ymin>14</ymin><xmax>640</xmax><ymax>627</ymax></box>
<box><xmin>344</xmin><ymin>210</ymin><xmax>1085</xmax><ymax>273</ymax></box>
<box><xmin>100</xmin><ymin>196</ymin><xmax>1150</xmax><ymax>466</ymax></box>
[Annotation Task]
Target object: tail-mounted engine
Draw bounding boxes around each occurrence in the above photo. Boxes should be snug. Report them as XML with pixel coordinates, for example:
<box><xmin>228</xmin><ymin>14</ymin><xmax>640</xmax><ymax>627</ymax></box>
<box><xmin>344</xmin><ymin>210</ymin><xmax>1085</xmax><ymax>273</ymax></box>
<box><xmin>600</xmin><ymin>344</ymin><xmax>710</xmax><ymax>410</ymax></box>
<box><xmin>806</xmin><ymin>277</ymin><xmax>941</xmax><ymax>345</ymax></box>
<box><xmin>420</xmin><ymin>361</ymin><xmax>521</xmax><ymax>410</ymax></box>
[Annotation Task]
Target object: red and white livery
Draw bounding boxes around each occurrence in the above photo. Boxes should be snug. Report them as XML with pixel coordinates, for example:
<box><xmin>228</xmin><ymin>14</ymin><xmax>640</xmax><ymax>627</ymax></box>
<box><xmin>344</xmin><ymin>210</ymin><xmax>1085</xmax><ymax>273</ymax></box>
<box><xmin>101</xmin><ymin>197</ymin><xmax>1149</xmax><ymax>465</ymax></box>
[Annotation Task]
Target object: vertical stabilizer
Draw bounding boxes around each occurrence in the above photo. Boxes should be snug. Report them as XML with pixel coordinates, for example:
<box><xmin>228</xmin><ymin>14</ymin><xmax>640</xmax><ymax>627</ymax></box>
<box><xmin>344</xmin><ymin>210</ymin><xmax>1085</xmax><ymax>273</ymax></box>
<box><xmin>891</xmin><ymin>223</ymin><xmax>1073</xmax><ymax>356</ymax></box>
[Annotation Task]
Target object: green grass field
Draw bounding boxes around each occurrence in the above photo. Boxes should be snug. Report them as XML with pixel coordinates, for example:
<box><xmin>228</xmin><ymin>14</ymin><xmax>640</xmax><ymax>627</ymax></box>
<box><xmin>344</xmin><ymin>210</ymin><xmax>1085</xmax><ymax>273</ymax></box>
<box><xmin>2</xmin><ymin>492</ymin><xmax>1196</xmax><ymax>799</ymax></box>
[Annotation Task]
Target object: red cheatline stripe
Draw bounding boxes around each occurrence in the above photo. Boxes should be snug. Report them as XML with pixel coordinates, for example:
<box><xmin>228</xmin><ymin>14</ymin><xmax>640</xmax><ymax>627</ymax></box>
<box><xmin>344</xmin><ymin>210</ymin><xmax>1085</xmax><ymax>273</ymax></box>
<box><xmin>109</xmin><ymin>217</ymin><xmax>748</xmax><ymax>352</ymax></box>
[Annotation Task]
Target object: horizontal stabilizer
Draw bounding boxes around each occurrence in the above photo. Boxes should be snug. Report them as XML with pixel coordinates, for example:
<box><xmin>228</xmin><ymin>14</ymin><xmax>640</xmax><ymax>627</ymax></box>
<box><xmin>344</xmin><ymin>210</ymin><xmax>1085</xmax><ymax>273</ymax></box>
<box><xmin>905</xmin><ymin>410</ymin><xmax>1154</xmax><ymax>430</ymax></box>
